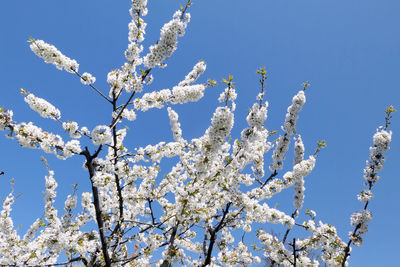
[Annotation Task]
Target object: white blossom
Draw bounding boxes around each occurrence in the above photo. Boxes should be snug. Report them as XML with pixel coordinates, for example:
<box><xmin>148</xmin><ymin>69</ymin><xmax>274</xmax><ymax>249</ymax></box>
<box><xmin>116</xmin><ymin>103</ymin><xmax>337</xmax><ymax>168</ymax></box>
<box><xmin>351</xmin><ymin>210</ymin><xmax>373</xmax><ymax>226</ymax></box>
<box><xmin>64</xmin><ymin>140</ymin><xmax>82</xmax><ymax>157</ymax></box>
<box><xmin>24</xmin><ymin>93</ymin><xmax>61</xmax><ymax>120</ymax></box>
<box><xmin>294</xmin><ymin>135</ymin><xmax>305</xmax><ymax>165</ymax></box>
<box><xmin>29</xmin><ymin>39</ymin><xmax>79</xmax><ymax>73</ymax></box>
<box><xmin>246</xmin><ymin>102</ymin><xmax>268</xmax><ymax>129</ymax></box>
<box><xmin>178</xmin><ymin>61</ymin><xmax>207</xmax><ymax>86</ymax></box>
<box><xmin>357</xmin><ymin>190</ymin><xmax>374</xmax><ymax>203</ymax></box>
<box><xmin>208</xmin><ymin>107</ymin><xmax>234</xmax><ymax>144</ymax></box>
<box><xmin>143</xmin><ymin>10</ymin><xmax>190</xmax><ymax>68</ymax></box>
<box><xmin>122</xmin><ymin>108</ymin><xmax>137</xmax><ymax>121</ymax></box>
<box><xmin>270</xmin><ymin>90</ymin><xmax>306</xmax><ymax>171</ymax></box>
<box><xmin>167</xmin><ymin>107</ymin><xmax>184</xmax><ymax>143</ymax></box>
<box><xmin>62</xmin><ymin>121</ymin><xmax>80</xmax><ymax>138</ymax></box>
<box><xmin>80</xmin><ymin>126</ymin><xmax>90</xmax><ymax>135</ymax></box>
<box><xmin>91</xmin><ymin>125</ymin><xmax>112</xmax><ymax>145</ymax></box>
<box><xmin>171</xmin><ymin>84</ymin><xmax>205</xmax><ymax>104</ymax></box>
<box><xmin>0</xmin><ymin>109</ymin><xmax>14</xmax><ymax>131</ymax></box>
<box><xmin>364</xmin><ymin>129</ymin><xmax>392</xmax><ymax>184</ymax></box>
<box><xmin>15</xmin><ymin>122</ymin><xmax>65</xmax><ymax>157</ymax></box>
<box><xmin>218</xmin><ymin>87</ymin><xmax>237</xmax><ymax>104</ymax></box>
<box><xmin>80</xmin><ymin>72</ymin><xmax>96</xmax><ymax>85</ymax></box>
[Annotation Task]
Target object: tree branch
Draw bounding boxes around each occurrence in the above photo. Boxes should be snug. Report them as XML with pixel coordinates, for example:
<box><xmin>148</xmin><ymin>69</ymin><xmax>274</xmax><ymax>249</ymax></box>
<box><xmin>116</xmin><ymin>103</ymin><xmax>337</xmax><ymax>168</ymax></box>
<box><xmin>110</xmin><ymin>96</ymin><xmax>125</xmax><ymax>257</ymax></box>
<box><xmin>72</xmin><ymin>69</ymin><xmax>112</xmax><ymax>104</ymax></box>
<box><xmin>202</xmin><ymin>202</ymin><xmax>232</xmax><ymax>267</ymax></box>
<box><xmin>81</xmin><ymin>146</ymin><xmax>111</xmax><ymax>267</ymax></box>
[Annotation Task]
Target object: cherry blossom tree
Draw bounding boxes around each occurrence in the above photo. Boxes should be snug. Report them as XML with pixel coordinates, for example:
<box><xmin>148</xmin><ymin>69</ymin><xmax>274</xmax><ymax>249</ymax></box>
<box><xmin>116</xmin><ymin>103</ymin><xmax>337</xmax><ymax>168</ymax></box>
<box><xmin>0</xmin><ymin>0</ymin><xmax>395</xmax><ymax>266</ymax></box>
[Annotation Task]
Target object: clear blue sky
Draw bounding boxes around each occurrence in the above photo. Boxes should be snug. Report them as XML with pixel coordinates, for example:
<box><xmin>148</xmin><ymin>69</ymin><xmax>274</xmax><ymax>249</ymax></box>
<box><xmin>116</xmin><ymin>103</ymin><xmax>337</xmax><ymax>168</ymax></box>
<box><xmin>1</xmin><ymin>0</ymin><xmax>399</xmax><ymax>266</ymax></box>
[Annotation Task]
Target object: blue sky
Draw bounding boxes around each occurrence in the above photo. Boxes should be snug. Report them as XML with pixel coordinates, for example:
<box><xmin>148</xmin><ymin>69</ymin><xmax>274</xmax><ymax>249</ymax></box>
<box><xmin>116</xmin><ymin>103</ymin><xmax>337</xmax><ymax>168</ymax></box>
<box><xmin>1</xmin><ymin>0</ymin><xmax>399</xmax><ymax>266</ymax></box>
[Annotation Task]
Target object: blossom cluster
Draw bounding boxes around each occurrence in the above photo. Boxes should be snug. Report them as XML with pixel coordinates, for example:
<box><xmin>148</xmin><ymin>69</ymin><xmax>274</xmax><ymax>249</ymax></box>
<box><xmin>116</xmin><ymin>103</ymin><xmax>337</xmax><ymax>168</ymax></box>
<box><xmin>178</xmin><ymin>61</ymin><xmax>207</xmax><ymax>86</ymax></box>
<box><xmin>143</xmin><ymin>10</ymin><xmax>190</xmax><ymax>68</ymax></box>
<box><xmin>350</xmin><ymin>210</ymin><xmax>372</xmax><ymax>231</ymax></box>
<box><xmin>24</xmin><ymin>92</ymin><xmax>61</xmax><ymax>120</ymax></box>
<box><xmin>167</xmin><ymin>107</ymin><xmax>184</xmax><ymax>143</ymax></box>
<box><xmin>91</xmin><ymin>125</ymin><xmax>112</xmax><ymax>145</ymax></box>
<box><xmin>270</xmin><ymin>90</ymin><xmax>306</xmax><ymax>171</ymax></box>
<box><xmin>298</xmin><ymin>219</ymin><xmax>348</xmax><ymax>266</ymax></box>
<box><xmin>235</xmin><ymin>100</ymin><xmax>271</xmax><ymax>179</ymax></box>
<box><xmin>15</xmin><ymin>122</ymin><xmax>63</xmax><ymax>153</ymax></box>
<box><xmin>133</xmin><ymin>84</ymin><xmax>206</xmax><ymax>111</ymax></box>
<box><xmin>346</xmin><ymin>128</ymin><xmax>393</xmax><ymax>248</ymax></box>
<box><xmin>0</xmin><ymin>169</ymin><xmax>97</xmax><ymax>265</ymax></box>
<box><xmin>29</xmin><ymin>39</ymin><xmax>79</xmax><ymax>73</ymax></box>
<box><xmin>121</xmin><ymin>108</ymin><xmax>137</xmax><ymax>121</ymax></box>
<box><xmin>246</xmin><ymin>102</ymin><xmax>268</xmax><ymax>129</ymax></box>
<box><xmin>80</xmin><ymin>72</ymin><xmax>96</xmax><ymax>85</ymax></box>
<box><xmin>364</xmin><ymin>129</ymin><xmax>392</xmax><ymax>184</ymax></box>
<box><xmin>0</xmin><ymin>108</ymin><xmax>83</xmax><ymax>160</ymax></box>
<box><xmin>251</xmin><ymin>155</ymin><xmax>316</xmax><ymax>201</ymax></box>
<box><xmin>0</xmin><ymin>108</ymin><xmax>14</xmax><ymax>131</ymax></box>
<box><xmin>62</xmin><ymin>121</ymin><xmax>80</xmax><ymax>138</ymax></box>
<box><xmin>293</xmin><ymin>135</ymin><xmax>306</xmax><ymax>210</ymax></box>
<box><xmin>258</xmin><ymin>230</ymin><xmax>320</xmax><ymax>266</ymax></box>
<box><xmin>294</xmin><ymin>135</ymin><xmax>305</xmax><ymax>165</ymax></box>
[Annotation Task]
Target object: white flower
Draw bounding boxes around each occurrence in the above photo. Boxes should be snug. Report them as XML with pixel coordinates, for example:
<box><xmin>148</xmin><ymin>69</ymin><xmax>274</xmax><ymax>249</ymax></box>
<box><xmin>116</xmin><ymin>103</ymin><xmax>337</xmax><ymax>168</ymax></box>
<box><xmin>80</xmin><ymin>72</ymin><xmax>96</xmax><ymax>85</ymax></box>
<box><xmin>167</xmin><ymin>107</ymin><xmax>183</xmax><ymax>143</ymax></box>
<box><xmin>122</xmin><ymin>109</ymin><xmax>137</xmax><ymax>121</ymax></box>
<box><xmin>24</xmin><ymin>93</ymin><xmax>61</xmax><ymax>120</ymax></box>
<box><xmin>246</xmin><ymin>102</ymin><xmax>268</xmax><ymax>129</ymax></box>
<box><xmin>357</xmin><ymin>190</ymin><xmax>374</xmax><ymax>203</ymax></box>
<box><xmin>0</xmin><ymin>109</ymin><xmax>14</xmax><ymax>131</ymax></box>
<box><xmin>373</xmin><ymin>130</ymin><xmax>392</xmax><ymax>151</ymax></box>
<box><xmin>80</xmin><ymin>126</ymin><xmax>90</xmax><ymax>135</ymax></box>
<box><xmin>171</xmin><ymin>85</ymin><xmax>205</xmax><ymax>104</ymax></box>
<box><xmin>243</xmin><ymin>224</ymin><xmax>251</xmax><ymax>232</ymax></box>
<box><xmin>178</xmin><ymin>61</ymin><xmax>207</xmax><ymax>86</ymax></box>
<box><xmin>92</xmin><ymin>125</ymin><xmax>112</xmax><ymax>145</ymax></box>
<box><xmin>62</xmin><ymin>121</ymin><xmax>80</xmax><ymax>138</ymax></box>
<box><xmin>107</xmin><ymin>70</ymin><xmax>123</xmax><ymax>97</ymax></box>
<box><xmin>208</xmin><ymin>107</ymin><xmax>234</xmax><ymax>144</ymax></box>
<box><xmin>15</xmin><ymin>122</ymin><xmax>65</xmax><ymax>157</ymax></box>
<box><xmin>294</xmin><ymin>135</ymin><xmax>304</xmax><ymax>165</ymax></box>
<box><xmin>350</xmin><ymin>210</ymin><xmax>373</xmax><ymax>226</ymax></box>
<box><xmin>125</xmin><ymin>42</ymin><xmax>144</xmax><ymax>62</ymax></box>
<box><xmin>64</xmin><ymin>140</ymin><xmax>82</xmax><ymax>158</ymax></box>
<box><xmin>29</xmin><ymin>39</ymin><xmax>79</xmax><ymax>73</ymax></box>
<box><xmin>131</xmin><ymin>0</ymin><xmax>148</xmax><ymax>14</ymax></box>
<box><xmin>143</xmin><ymin>10</ymin><xmax>190</xmax><ymax>68</ymax></box>
<box><xmin>218</xmin><ymin>87</ymin><xmax>237</xmax><ymax>103</ymax></box>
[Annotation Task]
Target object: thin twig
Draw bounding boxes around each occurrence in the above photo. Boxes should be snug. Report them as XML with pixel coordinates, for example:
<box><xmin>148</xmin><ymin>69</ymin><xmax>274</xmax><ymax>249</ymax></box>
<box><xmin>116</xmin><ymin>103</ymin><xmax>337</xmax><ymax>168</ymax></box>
<box><xmin>73</xmin><ymin>69</ymin><xmax>112</xmax><ymax>104</ymax></box>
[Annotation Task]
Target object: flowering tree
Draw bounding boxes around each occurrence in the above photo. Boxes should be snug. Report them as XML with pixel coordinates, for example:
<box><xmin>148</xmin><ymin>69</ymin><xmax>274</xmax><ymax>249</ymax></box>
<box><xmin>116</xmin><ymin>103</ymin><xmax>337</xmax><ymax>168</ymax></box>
<box><xmin>0</xmin><ymin>0</ymin><xmax>395</xmax><ymax>266</ymax></box>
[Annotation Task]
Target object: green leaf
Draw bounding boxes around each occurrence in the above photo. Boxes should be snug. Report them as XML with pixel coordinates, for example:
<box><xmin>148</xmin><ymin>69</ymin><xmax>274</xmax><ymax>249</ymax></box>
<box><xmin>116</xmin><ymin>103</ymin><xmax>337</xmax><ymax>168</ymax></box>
<box><xmin>302</xmin><ymin>81</ymin><xmax>310</xmax><ymax>90</ymax></box>
<box><xmin>207</xmin><ymin>79</ymin><xmax>217</xmax><ymax>87</ymax></box>
<box><xmin>385</xmin><ymin>105</ymin><xmax>397</xmax><ymax>114</ymax></box>
<box><xmin>256</xmin><ymin>67</ymin><xmax>267</xmax><ymax>76</ymax></box>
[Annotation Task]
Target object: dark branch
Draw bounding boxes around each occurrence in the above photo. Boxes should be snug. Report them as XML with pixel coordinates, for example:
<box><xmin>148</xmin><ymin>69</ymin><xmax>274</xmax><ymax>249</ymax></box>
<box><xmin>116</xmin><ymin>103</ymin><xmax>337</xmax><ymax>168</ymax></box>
<box><xmin>202</xmin><ymin>202</ymin><xmax>232</xmax><ymax>267</ymax></box>
<box><xmin>80</xmin><ymin>146</ymin><xmax>111</xmax><ymax>267</ymax></box>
